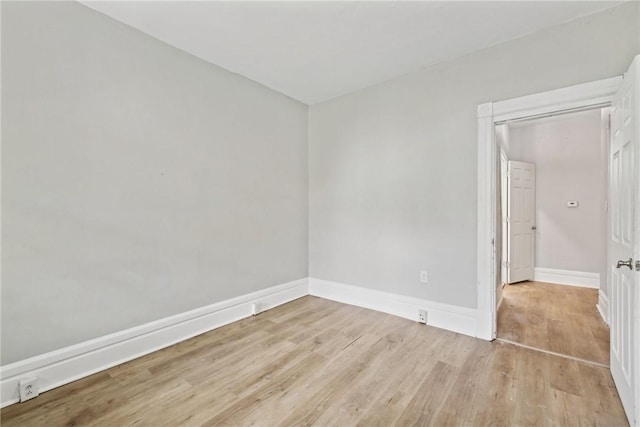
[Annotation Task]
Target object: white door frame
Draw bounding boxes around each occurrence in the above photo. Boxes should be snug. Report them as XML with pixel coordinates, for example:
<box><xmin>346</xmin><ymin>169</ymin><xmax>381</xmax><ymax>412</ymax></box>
<box><xmin>475</xmin><ymin>76</ymin><xmax>621</xmax><ymax>341</ymax></box>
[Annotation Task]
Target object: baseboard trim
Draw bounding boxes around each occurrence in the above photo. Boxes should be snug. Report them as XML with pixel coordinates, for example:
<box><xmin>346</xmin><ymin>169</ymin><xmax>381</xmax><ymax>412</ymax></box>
<box><xmin>0</xmin><ymin>278</ymin><xmax>308</xmax><ymax>408</ymax></box>
<box><xmin>2</xmin><ymin>277</ymin><xmax>484</xmax><ymax>408</ymax></box>
<box><xmin>533</xmin><ymin>268</ymin><xmax>600</xmax><ymax>289</ymax></box>
<box><xmin>308</xmin><ymin>278</ymin><xmax>477</xmax><ymax>338</ymax></box>
<box><xmin>596</xmin><ymin>289</ymin><xmax>610</xmax><ymax>325</ymax></box>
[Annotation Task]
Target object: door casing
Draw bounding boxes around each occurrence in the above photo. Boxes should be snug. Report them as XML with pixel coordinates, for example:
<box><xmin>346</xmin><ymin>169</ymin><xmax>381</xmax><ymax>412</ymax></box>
<box><xmin>476</xmin><ymin>75</ymin><xmax>622</xmax><ymax>341</ymax></box>
<box><xmin>477</xmin><ymin>71</ymin><xmax>640</xmax><ymax>425</ymax></box>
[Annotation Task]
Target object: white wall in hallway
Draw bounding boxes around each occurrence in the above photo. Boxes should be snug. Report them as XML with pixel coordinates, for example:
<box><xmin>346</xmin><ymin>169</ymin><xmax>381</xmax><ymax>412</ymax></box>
<box><xmin>508</xmin><ymin>109</ymin><xmax>607</xmax><ymax>287</ymax></box>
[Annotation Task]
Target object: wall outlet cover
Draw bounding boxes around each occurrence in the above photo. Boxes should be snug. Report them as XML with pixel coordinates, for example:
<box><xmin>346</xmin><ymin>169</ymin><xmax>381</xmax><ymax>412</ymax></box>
<box><xmin>419</xmin><ymin>271</ymin><xmax>429</xmax><ymax>283</ymax></box>
<box><xmin>19</xmin><ymin>377</ymin><xmax>39</xmax><ymax>402</ymax></box>
<box><xmin>418</xmin><ymin>310</ymin><xmax>427</xmax><ymax>324</ymax></box>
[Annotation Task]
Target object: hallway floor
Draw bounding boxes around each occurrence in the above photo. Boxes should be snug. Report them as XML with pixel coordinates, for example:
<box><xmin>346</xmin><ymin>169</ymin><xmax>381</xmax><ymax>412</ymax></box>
<box><xmin>497</xmin><ymin>281</ymin><xmax>609</xmax><ymax>366</ymax></box>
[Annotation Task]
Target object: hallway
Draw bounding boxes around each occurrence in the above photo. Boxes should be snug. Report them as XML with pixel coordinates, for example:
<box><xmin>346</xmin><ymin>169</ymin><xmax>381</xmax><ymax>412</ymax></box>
<box><xmin>497</xmin><ymin>281</ymin><xmax>609</xmax><ymax>366</ymax></box>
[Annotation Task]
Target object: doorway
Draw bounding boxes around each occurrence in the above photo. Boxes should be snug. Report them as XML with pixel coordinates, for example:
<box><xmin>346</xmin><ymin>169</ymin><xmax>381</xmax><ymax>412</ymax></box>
<box><xmin>477</xmin><ymin>60</ymin><xmax>640</xmax><ymax>425</ymax></box>
<box><xmin>495</xmin><ymin>108</ymin><xmax>610</xmax><ymax>365</ymax></box>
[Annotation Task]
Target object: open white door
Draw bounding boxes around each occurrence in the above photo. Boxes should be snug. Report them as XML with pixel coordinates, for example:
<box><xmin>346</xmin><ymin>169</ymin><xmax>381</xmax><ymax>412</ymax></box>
<box><xmin>507</xmin><ymin>160</ymin><xmax>536</xmax><ymax>284</ymax></box>
<box><xmin>609</xmin><ymin>56</ymin><xmax>639</xmax><ymax>426</ymax></box>
<box><xmin>500</xmin><ymin>152</ymin><xmax>509</xmax><ymax>285</ymax></box>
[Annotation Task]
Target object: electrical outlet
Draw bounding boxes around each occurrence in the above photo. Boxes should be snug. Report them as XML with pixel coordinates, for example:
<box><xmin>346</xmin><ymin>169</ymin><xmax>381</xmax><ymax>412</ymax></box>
<box><xmin>418</xmin><ymin>310</ymin><xmax>427</xmax><ymax>324</ymax></box>
<box><xmin>420</xmin><ymin>270</ymin><xmax>429</xmax><ymax>283</ymax></box>
<box><xmin>19</xmin><ymin>377</ymin><xmax>39</xmax><ymax>402</ymax></box>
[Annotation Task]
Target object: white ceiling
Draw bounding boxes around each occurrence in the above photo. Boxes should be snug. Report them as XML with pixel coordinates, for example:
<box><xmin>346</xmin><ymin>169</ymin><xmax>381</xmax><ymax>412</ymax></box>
<box><xmin>81</xmin><ymin>1</ymin><xmax>622</xmax><ymax>105</ymax></box>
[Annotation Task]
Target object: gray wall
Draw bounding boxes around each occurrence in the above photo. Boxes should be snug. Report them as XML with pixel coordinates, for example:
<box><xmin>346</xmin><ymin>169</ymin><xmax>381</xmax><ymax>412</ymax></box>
<box><xmin>509</xmin><ymin>109</ymin><xmax>608</xmax><ymax>289</ymax></box>
<box><xmin>309</xmin><ymin>2</ymin><xmax>639</xmax><ymax>308</ymax></box>
<box><xmin>1</xmin><ymin>1</ymin><xmax>308</xmax><ymax>364</ymax></box>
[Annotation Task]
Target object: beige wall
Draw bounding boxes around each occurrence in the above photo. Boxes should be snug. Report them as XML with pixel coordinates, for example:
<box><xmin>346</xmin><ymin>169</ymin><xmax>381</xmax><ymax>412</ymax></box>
<box><xmin>1</xmin><ymin>1</ymin><xmax>309</xmax><ymax>364</ymax></box>
<box><xmin>309</xmin><ymin>2</ymin><xmax>640</xmax><ymax>308</ymax></box>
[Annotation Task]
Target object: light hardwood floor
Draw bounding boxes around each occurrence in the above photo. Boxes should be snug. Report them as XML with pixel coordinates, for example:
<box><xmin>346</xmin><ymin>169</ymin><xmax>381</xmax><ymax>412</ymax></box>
<box><xmin>1</xmin><ymin>296</ymin><xmax>628</xmax><ymax>426</ymax></box>
<box><xmin>497</xmin><ymin>281</ymin><xmax>609</xmax><ymax>366</ymax></box>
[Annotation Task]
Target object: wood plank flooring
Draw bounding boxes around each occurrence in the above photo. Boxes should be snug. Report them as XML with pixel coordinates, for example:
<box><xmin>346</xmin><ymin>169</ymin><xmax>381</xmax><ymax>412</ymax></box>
<box><xmin>1</xmin><ymin>295</ymin><xmax>628</xmax><ymax>426</ymax></box>
<box><xmin>497</xmin><ymin>281</ymin><xmax>609</xmax><ymax>366</ymax></box>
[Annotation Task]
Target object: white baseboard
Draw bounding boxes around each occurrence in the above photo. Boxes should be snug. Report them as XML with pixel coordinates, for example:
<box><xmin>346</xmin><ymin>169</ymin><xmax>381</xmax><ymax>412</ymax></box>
<box><xmin>596</xmin><ymin>289</ymin><xmax>610</xmax><ymax>325</ymax></box>
<box><xmin>533</xmin><ymin>267</ymin><xmax>600</xmax><ymax>289</ymax></box>
<box><xmin>2</xmin><ymin>276</ymin><xmax>484</xmax><ymax>409</ymax></box>
<box><xmin>308</xmin><ymin>278</ymin><xmax>477</xmax><ymax>338</ymax></box>
<box><xmin>0</xmin><ymin>278</ymin><xmax>308</xmax><ymax>408</ymax></box>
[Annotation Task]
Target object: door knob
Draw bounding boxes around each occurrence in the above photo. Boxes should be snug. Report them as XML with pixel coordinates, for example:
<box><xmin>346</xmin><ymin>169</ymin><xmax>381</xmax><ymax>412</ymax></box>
<box><xmin>531</xmin><ymin>226</ymin><xmax>537</xmax><ymax>230</ymax></box>
<box><xmin>616</xmin><ymin>258</ymin><xmax>633</xmax><ymax>269</ymax></box>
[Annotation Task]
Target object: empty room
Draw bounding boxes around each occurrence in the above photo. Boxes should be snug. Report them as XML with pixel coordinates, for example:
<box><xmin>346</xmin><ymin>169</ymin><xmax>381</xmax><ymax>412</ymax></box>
<box><xmin>1</xmin><ymin>1</ymin><xmax>639</xmax><ymax>426</ymax></box>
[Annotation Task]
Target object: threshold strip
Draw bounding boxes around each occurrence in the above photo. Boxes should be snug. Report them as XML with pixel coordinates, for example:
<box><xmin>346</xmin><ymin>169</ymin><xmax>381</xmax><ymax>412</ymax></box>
<box><xmin>496</xmin><ymin>338</ymin><xmax>609</xmax><ymax>369</ymax></box>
